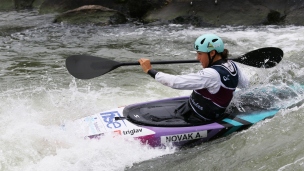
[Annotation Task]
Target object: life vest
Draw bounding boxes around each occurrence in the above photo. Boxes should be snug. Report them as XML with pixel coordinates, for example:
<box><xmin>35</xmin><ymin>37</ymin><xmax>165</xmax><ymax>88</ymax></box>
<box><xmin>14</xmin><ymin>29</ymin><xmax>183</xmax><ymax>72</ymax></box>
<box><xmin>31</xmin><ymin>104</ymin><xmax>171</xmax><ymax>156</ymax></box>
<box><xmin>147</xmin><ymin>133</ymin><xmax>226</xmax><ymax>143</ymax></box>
<box><xmin>189</xmin><ymin>60</ymin><xmax>239</xmax><ymax>120</ymax></box>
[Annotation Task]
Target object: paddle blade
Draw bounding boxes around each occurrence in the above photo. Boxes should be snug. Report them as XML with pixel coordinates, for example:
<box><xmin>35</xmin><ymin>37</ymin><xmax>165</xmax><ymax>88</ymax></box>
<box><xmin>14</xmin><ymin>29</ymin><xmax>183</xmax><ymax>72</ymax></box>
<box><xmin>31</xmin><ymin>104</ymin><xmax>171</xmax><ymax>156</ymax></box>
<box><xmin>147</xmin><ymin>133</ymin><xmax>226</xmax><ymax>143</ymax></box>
<box><xmin>233</xmin><ymin>47</ymin><xmax>283</xmax><ymax>68</ymax></box>
<box><xmin>66</xmin><ymin>55</ymin><xmax>121</xmax><ymax>79</ymax></box>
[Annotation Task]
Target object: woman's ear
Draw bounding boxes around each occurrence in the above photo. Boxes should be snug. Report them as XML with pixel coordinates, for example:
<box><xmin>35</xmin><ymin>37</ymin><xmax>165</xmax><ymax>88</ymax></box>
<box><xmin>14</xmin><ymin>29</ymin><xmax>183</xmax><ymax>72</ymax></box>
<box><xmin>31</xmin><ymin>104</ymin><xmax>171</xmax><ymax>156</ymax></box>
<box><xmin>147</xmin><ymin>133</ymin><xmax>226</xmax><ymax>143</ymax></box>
<box><xmin>210</xmin><ymin>50</ymin><xmax>216</xmax><ymax>56</ymax></box>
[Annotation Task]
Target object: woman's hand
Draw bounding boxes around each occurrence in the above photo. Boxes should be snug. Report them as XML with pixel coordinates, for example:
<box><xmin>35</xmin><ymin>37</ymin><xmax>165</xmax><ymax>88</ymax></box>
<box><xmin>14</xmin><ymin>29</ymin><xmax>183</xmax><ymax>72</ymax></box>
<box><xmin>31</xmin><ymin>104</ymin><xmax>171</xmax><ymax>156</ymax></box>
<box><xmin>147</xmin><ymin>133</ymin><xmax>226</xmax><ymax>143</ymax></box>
<box><xmin>138</xmin><ymin>58</ymin><xmax>152</xmax><ymax>73</ymax></box>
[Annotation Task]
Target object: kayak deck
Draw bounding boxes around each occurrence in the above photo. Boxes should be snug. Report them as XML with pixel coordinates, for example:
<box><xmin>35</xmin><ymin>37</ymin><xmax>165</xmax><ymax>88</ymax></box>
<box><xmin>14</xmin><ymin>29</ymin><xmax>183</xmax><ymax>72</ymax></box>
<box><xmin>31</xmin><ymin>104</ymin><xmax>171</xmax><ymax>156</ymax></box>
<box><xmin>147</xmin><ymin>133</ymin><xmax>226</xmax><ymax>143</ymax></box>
<box><xmin>123</xmin><ymin>96</ymin><xmax>273</xmax><ymax>127</ymax></box>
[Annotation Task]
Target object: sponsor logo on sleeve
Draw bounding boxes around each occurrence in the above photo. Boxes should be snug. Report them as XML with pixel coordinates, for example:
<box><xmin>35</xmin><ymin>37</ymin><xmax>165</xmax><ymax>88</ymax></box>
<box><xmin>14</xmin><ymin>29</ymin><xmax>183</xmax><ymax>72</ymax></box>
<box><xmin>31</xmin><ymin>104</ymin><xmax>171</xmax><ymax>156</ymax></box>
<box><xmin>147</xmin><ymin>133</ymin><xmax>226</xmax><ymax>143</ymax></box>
<box><xmin>160</xmin><ymin>131</ymin><xmax>207</xmax><ymax>144</ymax></box>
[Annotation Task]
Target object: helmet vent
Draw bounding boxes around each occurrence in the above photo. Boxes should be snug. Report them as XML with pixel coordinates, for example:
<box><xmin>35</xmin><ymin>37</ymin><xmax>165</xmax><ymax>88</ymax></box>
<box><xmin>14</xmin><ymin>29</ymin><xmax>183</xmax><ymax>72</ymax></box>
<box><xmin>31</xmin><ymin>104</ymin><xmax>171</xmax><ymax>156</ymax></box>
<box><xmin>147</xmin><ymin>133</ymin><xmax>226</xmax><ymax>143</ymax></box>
<box><xmin>201</xmin><ymin>38</ymin><xmax>205</xmax><ymax>44</ymax></box>
<box><xmin>212</xmin><ymin>39</ymin><xmax>218</xmax><ymax>42</ymax></box>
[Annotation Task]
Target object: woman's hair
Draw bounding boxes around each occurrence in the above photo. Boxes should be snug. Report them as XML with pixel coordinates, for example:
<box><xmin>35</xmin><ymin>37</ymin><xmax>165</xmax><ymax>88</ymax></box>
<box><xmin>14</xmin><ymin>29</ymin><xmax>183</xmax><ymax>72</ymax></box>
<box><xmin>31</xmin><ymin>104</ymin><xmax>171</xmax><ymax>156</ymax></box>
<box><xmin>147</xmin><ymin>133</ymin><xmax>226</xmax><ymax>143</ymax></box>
<box><xmin>220</xmin><ymin>49</ymin><xmax>229</xmax><ymax>60</ymax></box>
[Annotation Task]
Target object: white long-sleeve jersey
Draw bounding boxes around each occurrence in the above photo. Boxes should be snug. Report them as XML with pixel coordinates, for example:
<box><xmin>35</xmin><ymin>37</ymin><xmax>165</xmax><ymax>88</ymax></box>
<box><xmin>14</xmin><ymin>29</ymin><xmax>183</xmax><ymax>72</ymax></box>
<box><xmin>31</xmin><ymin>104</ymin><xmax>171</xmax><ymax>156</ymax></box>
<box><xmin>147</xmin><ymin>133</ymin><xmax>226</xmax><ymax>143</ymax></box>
<box><xmin>154</xmin><ymin>61</ymin><xmax>249</xmax><ymax>94</ymax></box>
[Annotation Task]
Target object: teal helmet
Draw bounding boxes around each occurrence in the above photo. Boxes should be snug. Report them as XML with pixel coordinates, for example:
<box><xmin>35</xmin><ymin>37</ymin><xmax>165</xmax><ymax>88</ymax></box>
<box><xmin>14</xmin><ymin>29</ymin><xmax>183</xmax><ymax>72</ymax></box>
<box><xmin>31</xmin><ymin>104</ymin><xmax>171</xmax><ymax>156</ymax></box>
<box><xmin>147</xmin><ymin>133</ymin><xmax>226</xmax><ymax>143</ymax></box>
<box><xmin>194</xmin><ymin>34</ymin><xmax>224</xmax><ymax>53</ymax></box>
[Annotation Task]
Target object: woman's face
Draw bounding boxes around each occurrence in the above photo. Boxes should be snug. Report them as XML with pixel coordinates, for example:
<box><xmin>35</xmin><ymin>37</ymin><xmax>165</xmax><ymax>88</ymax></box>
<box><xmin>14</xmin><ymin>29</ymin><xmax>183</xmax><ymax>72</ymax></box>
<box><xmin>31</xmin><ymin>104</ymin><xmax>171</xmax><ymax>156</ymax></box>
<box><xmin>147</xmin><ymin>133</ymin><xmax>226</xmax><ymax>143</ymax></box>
<box><xmin>196</xmin><ymin>51</ymin><xmax>209</xmax><ymax>68</ymax></box>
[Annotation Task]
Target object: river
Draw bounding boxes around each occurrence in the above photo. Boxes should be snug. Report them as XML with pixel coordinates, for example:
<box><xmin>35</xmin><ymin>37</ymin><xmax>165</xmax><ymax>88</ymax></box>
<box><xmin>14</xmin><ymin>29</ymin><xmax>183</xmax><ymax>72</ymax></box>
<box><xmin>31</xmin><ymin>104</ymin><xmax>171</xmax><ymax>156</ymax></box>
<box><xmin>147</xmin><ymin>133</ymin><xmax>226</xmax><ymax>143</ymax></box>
<box><xmin>1</xmin><ymin>10</ymin><xmax>304</xmax><ymax>171</ymax></box>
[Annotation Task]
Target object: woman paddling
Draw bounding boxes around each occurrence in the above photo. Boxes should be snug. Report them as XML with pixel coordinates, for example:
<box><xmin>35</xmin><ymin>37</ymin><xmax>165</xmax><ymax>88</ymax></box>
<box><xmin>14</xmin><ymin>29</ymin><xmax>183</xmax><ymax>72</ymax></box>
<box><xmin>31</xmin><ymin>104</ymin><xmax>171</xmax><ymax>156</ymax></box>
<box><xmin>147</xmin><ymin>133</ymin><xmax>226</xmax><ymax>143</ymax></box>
<box><xmin>139</xmin><ymin>33</ymin><xmax>249</xmax><ymax>123</ymax></box>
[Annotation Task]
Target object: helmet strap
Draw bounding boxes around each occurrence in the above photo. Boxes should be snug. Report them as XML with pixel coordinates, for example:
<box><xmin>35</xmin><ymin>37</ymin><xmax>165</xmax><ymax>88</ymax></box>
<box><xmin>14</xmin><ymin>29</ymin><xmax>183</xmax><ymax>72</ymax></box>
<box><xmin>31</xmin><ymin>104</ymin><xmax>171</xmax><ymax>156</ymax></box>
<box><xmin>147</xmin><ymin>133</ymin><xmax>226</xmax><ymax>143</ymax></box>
<box><xmin>207</xmin><ymin>52</ymin><xmax>216</xmax><ymax>67</ymax></box>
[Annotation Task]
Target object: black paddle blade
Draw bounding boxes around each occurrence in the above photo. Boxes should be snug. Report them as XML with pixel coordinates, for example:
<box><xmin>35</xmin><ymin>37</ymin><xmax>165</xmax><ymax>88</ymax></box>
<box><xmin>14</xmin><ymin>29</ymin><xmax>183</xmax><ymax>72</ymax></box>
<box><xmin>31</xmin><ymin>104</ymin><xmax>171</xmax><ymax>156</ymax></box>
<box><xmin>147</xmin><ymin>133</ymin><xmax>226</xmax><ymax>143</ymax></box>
<box><xmin>66</xmin><ymin>55</ymin><xmax>121</xmax><ymax>79</ymax></box>
<box><xmin>233</xmin><ymin>47</ymin><xmax>283</xmax><ymax>68</ymax></box>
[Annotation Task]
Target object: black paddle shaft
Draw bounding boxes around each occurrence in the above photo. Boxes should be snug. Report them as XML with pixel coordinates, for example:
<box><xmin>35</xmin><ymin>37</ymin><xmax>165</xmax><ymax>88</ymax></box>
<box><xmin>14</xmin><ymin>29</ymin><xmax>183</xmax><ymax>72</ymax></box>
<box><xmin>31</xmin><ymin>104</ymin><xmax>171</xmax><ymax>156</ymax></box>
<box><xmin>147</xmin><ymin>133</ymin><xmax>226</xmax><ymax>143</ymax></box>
<box><xmin>66</xmin><ymin>56</ymin><xmax>199</xmax><ymax>79</ymax></box>
<box><xmin>66</xmin><ymin>47</ymin><xmax>283</xmax><ymax>79</ymax></box>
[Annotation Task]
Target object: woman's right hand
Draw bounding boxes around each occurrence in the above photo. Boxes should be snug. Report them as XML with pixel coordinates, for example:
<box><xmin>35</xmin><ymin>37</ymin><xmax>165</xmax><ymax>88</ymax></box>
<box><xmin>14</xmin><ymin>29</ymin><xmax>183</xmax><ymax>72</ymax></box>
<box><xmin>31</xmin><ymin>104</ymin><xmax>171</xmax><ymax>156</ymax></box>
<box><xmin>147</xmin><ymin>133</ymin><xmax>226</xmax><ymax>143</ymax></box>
<box><xmin>138</xmin><ymin>58</ymin><xmax>152</xmax><ymax>73</ymax></box>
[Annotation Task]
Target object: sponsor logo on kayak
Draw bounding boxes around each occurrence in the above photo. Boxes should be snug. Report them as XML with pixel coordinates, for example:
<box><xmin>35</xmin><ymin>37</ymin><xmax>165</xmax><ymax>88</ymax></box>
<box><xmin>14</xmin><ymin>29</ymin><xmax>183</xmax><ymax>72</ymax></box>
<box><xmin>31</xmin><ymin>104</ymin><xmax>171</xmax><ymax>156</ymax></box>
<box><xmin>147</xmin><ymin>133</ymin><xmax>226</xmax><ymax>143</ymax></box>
<box><xmin>122</xmin><ymin>128</ymin><xmax>143</xmax><ymax>136</ymax></box>
<box><xmin>122</xmin><ymin>129</ymin><xmax>142</xmax><ymax>135</ymax></box>
<box><xmin>100</xmin><ymin>111</ymin><xmax>126</xmax><ymax>129</ymax></box>
<box><xmin>84</xmin><ymin>116</ymin><xmax>101</xmax><ymax>135</ymax></box>
<box><xmin>114</xmin><ymin>128</ymin><xmax>143</xmax><ymax>135</ymax></box>
<box><xmin>161</xmin><ymin>131</ymin><xmax>207</xmax><ymax>143</ymax></box>
<box><xmin>113</xmin><ymin>130</ymin><xmax>121</xmax><ymax>136</ymax></box>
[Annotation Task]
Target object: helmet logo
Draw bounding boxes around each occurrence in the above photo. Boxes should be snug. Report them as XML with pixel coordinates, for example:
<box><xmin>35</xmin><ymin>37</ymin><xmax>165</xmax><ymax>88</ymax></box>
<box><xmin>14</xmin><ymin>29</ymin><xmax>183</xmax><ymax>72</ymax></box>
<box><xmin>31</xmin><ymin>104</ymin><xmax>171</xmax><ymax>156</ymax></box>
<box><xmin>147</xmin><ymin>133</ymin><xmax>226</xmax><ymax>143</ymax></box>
<box><xmin>207</xmin><ymin>42</ymin><xmax>214</xmax><ymax>48</ymax></box>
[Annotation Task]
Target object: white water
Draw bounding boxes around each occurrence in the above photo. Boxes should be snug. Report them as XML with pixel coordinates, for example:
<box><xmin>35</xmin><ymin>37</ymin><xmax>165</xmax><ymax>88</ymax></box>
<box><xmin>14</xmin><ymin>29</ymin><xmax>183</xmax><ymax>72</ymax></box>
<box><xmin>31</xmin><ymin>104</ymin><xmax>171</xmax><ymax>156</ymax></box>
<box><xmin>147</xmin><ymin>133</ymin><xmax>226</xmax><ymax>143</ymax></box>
<box><xmin>0</xmin><ymin>79</ymin><xmax>178</xmax><ymax>171</ymax></box>
<box><xmin>1</xmin><ymin>11</ymin><xmax>304</xmax><ymax>171</ymax></box>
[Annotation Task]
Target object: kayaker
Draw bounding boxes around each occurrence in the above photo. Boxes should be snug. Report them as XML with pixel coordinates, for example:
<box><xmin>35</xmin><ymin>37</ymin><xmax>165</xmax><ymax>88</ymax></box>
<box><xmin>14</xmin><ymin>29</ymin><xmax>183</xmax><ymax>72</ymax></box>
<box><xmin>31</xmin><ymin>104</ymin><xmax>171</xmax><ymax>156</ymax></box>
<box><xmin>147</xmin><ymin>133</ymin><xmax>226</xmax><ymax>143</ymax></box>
<box><xmin>138</xmin><ymin>33</ymin><xmax>249</xmax><ymax>123</ymax></box>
